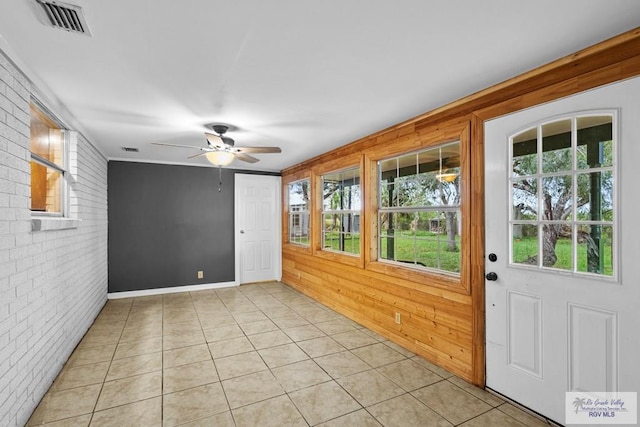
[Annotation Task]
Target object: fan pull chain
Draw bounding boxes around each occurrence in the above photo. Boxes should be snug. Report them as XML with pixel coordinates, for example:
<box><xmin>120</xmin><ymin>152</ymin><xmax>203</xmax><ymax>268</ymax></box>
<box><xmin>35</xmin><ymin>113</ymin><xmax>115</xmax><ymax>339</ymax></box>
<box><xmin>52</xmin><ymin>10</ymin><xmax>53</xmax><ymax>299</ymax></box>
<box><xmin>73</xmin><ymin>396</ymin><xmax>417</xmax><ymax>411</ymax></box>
<box><xmin>218</xmin><ymin>166</ymin><xmax>223</xmax><ymax>192</ymax></box>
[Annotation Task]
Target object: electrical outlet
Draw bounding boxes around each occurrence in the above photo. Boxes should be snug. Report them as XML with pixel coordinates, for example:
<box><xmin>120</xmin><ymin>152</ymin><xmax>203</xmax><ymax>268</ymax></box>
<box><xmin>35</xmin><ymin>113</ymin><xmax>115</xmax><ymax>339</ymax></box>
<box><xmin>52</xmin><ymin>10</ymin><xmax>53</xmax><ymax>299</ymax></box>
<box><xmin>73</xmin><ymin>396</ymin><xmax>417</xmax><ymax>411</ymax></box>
<box><xmin>395</xmin><ymin>312</ymin><xmax>401</xmax><ymax>324</ymax></box>
<box><xmin>197</xmin><ymin>271</ymin><xmax>204</xmax><ymax>279</ymax></box>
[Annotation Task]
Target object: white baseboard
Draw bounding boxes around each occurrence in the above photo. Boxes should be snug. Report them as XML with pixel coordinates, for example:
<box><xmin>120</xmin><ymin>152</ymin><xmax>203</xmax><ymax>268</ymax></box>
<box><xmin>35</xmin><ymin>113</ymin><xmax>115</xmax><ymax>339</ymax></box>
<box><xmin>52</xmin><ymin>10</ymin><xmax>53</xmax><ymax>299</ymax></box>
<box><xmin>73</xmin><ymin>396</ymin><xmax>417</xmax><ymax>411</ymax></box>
<box><xmin>107</xmin><ymin>281</ymin><xmax>238</xmax><ymax>299</ymax></box>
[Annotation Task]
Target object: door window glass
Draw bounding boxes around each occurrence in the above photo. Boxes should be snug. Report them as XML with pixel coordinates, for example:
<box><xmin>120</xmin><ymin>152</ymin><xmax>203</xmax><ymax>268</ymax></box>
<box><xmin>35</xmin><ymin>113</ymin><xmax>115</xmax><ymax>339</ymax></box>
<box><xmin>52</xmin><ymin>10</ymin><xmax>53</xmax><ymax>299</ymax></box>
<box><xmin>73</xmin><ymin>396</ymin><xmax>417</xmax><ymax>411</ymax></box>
<box><xmin>509</xmin><ymin>114</ymin><xmax>615</xmax><ymax>277</ymax></box>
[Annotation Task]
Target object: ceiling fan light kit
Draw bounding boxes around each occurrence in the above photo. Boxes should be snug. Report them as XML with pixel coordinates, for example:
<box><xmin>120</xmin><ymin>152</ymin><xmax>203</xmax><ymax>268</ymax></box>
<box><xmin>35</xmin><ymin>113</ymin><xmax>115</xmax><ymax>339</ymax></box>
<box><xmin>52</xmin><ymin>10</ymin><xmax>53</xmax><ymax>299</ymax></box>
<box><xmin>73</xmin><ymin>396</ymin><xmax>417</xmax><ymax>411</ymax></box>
<box><xmin>205</xmin><ymin>151</ymin><xmax>234</xmax><ymax>166</ymax></box>
<box><xmin>152</xmin><ymin>123</ymin><xmax>281</xmax><ymax>167</ymax></box>
<box><xmin>151</xmin><ymin>123</ymin><xmax>282</xmax><ymax>191</ymax></box>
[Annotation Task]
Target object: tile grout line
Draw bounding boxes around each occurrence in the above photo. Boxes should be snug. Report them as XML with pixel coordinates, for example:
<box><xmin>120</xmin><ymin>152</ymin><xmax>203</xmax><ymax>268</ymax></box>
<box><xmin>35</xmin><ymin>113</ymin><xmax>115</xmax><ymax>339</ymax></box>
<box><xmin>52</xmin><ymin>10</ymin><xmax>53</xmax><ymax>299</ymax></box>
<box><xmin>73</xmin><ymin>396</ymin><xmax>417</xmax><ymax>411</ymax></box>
<box><xmin>89</xmin><ymin>298</ymin><xmax>133</xmax><ymax>424</ymax></box>
<box><xmin>31</xmin><ymin>283</ymin><xmax>539</xmax><ymax>427</ymax></box>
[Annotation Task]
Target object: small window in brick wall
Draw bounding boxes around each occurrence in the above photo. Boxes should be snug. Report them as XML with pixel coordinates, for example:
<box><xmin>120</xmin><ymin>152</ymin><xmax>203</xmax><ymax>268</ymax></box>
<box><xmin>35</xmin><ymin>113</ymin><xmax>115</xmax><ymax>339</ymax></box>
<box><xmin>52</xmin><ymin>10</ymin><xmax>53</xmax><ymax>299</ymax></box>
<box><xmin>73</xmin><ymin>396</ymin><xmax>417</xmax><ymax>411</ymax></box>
<box><xmin>30</xmin><ymin>103</ymin><xmax>68</xmax><ymax>216</ymax></box>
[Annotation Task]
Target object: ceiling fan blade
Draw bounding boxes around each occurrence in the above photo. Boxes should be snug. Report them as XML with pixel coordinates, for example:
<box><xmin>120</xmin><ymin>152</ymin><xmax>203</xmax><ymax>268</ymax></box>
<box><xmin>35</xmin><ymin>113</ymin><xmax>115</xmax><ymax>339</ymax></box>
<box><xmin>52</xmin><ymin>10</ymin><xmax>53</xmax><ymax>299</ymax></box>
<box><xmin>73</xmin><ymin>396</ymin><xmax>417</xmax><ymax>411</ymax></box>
<box><xmin>204</xmin><ymin>132</ymin><xmax>225</xmax><ymax>149</ymax></box>
<box><xmin>188</xmin><ymin>152</ymin><xmax>208</xmax><ymax>159</ymax></box>
<box><xmin>151</xmin><ymin>142</ymin><xmax>202</xmax><ymax>150</ymax></box>
<box><xmin>235</xmin><ymin>146</ymin><xmax>282</xmax><ymax>154</ymax></box>
<box><xmin>235</xmin><ymin>152</ymin><xmax>260</xmax><ymax>163</ymax></box>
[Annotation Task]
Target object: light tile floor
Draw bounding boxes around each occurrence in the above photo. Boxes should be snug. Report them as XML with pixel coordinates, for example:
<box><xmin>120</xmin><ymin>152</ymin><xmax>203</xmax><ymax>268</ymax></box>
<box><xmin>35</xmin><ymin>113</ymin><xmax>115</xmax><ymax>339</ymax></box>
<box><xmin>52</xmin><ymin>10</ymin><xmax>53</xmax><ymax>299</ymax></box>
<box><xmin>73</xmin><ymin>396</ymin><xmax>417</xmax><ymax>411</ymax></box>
<box><xmin>27</xmin><ymin>282</ymin><xmax>551</xmax><ymax>426</ymax></box>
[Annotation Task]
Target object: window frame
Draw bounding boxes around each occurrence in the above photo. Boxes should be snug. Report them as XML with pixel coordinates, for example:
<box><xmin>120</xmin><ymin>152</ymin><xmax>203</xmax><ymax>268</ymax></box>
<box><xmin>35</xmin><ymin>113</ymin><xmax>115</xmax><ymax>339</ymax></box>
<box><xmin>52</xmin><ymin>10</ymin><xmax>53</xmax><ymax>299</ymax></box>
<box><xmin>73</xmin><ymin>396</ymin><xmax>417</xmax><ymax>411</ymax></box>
<box><xmin>377</xmin><ymin>141</ymin><xmax>462</xmax><ymax>276</ymax></box>
<box><xmin>320</xmin><ymin>166</ymin><xmax>361</xmax><ymax>257</ymax></box>
<box><xmin>508</xmin><ymin>110</ymin><xmax>618</xmax><ymax>281</ymax></box>
<box><xmin>286</xmin><ymin>177</ymin><xmax>311</xmax><ymax>248</ymax></box>
<box><xmin>30</xmin><ymin>100</ymin><xmax>70</xmax><ymax>218</ymax></box>
<box><xmin>364</xmin><ymin>121</ymin><xmax>471</xmax><ymax>294</ymax></box>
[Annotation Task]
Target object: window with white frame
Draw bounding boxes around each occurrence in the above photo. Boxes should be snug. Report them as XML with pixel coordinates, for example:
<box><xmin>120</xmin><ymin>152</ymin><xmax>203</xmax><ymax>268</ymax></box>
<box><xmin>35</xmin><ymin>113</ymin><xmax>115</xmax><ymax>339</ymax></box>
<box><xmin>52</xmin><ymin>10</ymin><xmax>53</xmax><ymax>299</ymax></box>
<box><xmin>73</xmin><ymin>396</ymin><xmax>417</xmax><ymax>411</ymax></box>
<box><xmin>321</xmin><ymin>167</ymin><xmax>361</xmax><ymax>255</ymax></box>
<box><xmin>30</xmin><ymin>102</ymin><xmax>68</xmax><ymax>216</ymax></box>
<box><xmin>288</xmin><ymin>179</ymin><xmax>310</xmax><ymax>245</ymax></box>
<box><xmin>378</xmin><ymin>141</ymin><xmax>461</xmax><ymax>274</ymax></box>
<box><xmin>510</xmin><ymin>113</ymin><xmax>615</xmax><ymax>277</ymax></box>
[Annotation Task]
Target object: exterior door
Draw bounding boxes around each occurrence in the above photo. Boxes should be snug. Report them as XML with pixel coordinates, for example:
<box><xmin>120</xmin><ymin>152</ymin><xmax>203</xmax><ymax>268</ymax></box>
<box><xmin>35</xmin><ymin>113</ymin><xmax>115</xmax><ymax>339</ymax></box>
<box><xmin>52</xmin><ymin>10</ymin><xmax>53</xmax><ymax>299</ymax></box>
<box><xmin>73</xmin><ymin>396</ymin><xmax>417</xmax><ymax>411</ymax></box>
<box><xmin>235</xmin><ymin>174</ymin><xmax>281</xmax><ymax>284</ymax></box>
<box><xmin>484</xmin><ymin>77</ymin><xmax>640</xmax><ymax>424</ymax></box>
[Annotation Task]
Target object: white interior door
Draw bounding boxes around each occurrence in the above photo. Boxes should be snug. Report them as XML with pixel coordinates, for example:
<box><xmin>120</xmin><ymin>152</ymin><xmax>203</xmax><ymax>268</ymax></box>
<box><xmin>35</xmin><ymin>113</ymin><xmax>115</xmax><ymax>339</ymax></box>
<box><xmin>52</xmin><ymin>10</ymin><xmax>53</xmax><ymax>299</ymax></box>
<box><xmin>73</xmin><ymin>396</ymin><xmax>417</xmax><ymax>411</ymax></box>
<box><xmin>235</xmin><ymin>174</ymin><xmax>281</xmax><ymax>284</ymax></box>
<box><xmin>485</xmin><ymin>77</ymin><xmax>640</xmax><ymax>424</ymax></box>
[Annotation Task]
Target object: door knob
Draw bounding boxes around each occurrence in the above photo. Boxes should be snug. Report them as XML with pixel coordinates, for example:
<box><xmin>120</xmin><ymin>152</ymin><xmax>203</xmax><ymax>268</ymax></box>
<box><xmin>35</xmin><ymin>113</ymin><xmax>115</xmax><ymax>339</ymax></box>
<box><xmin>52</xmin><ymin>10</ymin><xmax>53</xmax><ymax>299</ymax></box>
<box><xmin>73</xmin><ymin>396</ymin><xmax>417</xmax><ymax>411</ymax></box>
<box><xmin>485</xmin><ymin>272</ymin><xmax>498</xmax><ymax>281</ymax></box>
<box><xmin>240</xmin><ymin>230</ymin><xmax>245</xmax><ymax>234</ymax></box>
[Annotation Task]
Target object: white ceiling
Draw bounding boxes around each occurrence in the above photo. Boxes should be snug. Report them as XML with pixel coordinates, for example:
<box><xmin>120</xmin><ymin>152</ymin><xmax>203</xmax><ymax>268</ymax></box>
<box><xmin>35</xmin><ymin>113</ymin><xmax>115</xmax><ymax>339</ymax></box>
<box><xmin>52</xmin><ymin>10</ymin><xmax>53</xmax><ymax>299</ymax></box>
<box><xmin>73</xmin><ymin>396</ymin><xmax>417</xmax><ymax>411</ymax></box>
<box><xmin>1</xmin><ymin>1</ymin><xmax>638</xmax><ymax>173</ymax></box>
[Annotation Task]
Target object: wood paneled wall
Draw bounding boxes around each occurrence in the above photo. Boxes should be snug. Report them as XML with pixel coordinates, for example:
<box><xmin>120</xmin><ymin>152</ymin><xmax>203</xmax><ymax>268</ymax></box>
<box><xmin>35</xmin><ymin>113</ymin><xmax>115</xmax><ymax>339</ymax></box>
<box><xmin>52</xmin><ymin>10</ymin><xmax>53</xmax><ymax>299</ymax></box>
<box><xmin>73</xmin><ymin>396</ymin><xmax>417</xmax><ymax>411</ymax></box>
<box><xmin>281</xmin><ymin>28</ymin><xmax>640</xmax><ymax>385</ymax></box>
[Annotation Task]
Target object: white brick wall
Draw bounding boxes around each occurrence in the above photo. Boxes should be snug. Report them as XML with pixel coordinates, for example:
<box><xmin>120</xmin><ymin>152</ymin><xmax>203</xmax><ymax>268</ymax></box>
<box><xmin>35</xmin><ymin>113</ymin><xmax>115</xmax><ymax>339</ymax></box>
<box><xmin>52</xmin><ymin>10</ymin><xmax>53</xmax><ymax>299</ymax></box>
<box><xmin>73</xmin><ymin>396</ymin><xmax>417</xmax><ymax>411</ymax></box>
<box><xmin>0</xmin><ymin>50</ymin><xmax>108</xmax><ymax>426</ymax></box>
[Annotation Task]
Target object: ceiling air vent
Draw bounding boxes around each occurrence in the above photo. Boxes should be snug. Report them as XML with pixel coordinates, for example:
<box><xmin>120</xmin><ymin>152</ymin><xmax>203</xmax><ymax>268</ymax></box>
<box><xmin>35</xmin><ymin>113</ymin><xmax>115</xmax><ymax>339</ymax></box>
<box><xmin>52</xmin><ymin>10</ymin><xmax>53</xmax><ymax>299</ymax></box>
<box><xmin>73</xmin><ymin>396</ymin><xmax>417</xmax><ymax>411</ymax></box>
<box><xmin>36</xmin><ymin>0</ymin><xmax>92</xmax><ymax>36</ymax></box>
<box><xmin>121</xmin><ymin>147</ymin><xmax>139</xmax><ymax>153</ymax></box>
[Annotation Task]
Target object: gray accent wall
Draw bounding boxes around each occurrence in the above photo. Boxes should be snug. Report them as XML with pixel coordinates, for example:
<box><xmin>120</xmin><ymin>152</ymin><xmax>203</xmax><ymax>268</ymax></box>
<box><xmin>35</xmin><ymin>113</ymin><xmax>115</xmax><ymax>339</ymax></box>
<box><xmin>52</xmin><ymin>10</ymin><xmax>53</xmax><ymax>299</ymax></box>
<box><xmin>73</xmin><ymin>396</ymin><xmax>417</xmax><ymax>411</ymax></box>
<box><xmin>108</xmin><ymin>161</ymin><xmax>278</xmax><ymax>293</ymax></box>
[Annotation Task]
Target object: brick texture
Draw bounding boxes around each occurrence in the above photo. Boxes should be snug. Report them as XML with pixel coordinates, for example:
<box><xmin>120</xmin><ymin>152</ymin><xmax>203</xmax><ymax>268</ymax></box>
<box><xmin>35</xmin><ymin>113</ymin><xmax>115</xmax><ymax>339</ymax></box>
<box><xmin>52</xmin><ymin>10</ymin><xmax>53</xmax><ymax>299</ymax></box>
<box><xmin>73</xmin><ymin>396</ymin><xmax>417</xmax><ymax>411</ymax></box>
<box><xmin>0</xmin><ymin>50</ymin><xmax>108</xmax><ymax>426</ymax></box>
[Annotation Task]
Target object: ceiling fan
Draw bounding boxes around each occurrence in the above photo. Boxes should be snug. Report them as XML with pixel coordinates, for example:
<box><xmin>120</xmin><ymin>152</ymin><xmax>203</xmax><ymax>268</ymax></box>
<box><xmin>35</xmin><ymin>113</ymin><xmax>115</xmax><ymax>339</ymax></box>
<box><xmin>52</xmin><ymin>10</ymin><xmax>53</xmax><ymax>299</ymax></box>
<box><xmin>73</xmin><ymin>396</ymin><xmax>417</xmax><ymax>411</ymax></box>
<box><xmin>152</xmin><ymin>124</ymin><xmax>281</xmax><ymax>166</ymax></box>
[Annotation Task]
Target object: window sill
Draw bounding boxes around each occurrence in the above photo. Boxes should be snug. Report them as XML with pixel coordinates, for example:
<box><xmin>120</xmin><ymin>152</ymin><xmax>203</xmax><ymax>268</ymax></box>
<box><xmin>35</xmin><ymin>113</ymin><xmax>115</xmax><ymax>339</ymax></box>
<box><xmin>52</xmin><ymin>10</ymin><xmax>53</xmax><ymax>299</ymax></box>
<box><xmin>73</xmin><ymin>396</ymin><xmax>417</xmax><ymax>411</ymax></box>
<box><xmin>366</xmin><ymin>260</ymin><xmax>469</xmax><ymax>294</ymax></box>
<box><xmin>283</xmin><ymin>242</ymin><xmax>312</xmax><ymax>255</ymax></box>
<box><xmin>313</xmin><ymin>248</ymin><xmax>364</xmax><ymax>268</ymax></box>
<box><xmin>31</xmin><ymin>217</ymin><xmax>81</xmax><ymax>232</ymax></box>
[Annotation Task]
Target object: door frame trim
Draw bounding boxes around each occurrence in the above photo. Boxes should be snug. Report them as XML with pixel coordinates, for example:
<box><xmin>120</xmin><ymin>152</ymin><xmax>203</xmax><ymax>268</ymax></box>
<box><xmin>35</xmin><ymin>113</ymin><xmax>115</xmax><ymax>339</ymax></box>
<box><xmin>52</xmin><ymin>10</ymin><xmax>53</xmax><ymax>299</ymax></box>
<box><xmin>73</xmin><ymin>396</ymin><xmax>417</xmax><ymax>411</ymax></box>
<box><xmin>234</xmin><ymin>173</ymin><xmax>282</xmax><ymax>285</ymax></box>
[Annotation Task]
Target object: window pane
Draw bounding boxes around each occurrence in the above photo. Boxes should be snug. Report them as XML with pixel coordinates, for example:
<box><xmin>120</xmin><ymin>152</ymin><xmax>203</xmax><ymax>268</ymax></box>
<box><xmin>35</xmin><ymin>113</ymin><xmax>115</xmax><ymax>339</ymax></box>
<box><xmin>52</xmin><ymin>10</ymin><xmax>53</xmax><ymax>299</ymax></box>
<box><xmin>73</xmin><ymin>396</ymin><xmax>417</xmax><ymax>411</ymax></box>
<box><xmin>513</xmin><ymin>178</ymin><xmax>538</xmax><ymax>219</ymax></box>
<box><xmin>323</xmin><ymin>168</ymin><xmax>361</xmax><ymax>211</ymax></box>
<box><xmin>429</xmin><ymin>142</ymin><xmax>460</xmax><ymax>206</ymax></box>
<box><xmin>288</xmin><ymin>180</ymin><xmax>309</xmax><ymax>211</ymax></box>
<box><xmin>379</xmin><ymin>212</ymin><xmax>391</xmax><ymax>238</ymax></box>
<box><xmin>393</xmin><ymin>176</ymin><xmax>414</xmax><ymax>208</ymax></box>
<box><xmin>416</xmin><ymin>211</ymin><xmax>436</xmax><ymax>234</ymax></box>
<box><xmin>542</xmin><ymin>224</ymin><xmax>572</xmax><ymax>270</ymax></box>
<box><xmin>344</xmin><ymin>182</ymin><xmax>360</xmax><ymax>211</ymax></box>
<box><xmin>344</xmin><ymin>227</ymin><xmax>360</xmax><ymax>255</ymax></box>
<box><xmin>577</xmin><ymin>116</ymin><xmax>613</xmax><ymax>169</ymax></box>
<box><xmin>380</xmin><ymin>158</ymin><xmax>398</xmax><ymax>181</ymax></box>
<box><xmin>415</xmin><ymin>172</ymin><xmax>436</xmax><ymax>206</ymax></box>
<box><xmin>379</xmin><ymin>183</ymin><xmax>393</xmax><ymax>208</ymax></box>
<box><xmin>512</xmin><ymin>224</ymin><xmax>538</xmax><ymax>265</ymax></box>
<box><xmin>542</xmin><ymin>175</ymin><xmax>572</xmax><ymax>221</ymax></box>
<box><xmin>577</xmin><ymin>224</ymin><xmax>613</xmax><ymax>276</ymax></box>
<box><xmin>439</xmin><ymin>210</ymin><xmax>461</xmax><ymax>273</ymax></box>
<box><xmin>30</xmin><ymin>105</ymin><xmax>65</xmax><ymax>168</ymax></box>
<box><xmin>416</xmin><ymin>236</ymin><xmax>439</xmax><ymax>269</ymax></box>
<box><xmin>512</xmin><ymin>127</ymin><xmax>538</xmax><ymax>176</ymax></box>
<box><xmin>322</xmin><ymin>213</ymin><xmax>333</xmax><ymax>248</ymax></box>
<box><xmin>30</xmin><ymin>162</ymin><xmax>62</xmax><ymax>213</ymax></box>
<box><xmin>437</xmin><ymin>173</ymin><xmax>460</xmax><ymax>206</ymax></box>
<box><xmin>377</xmin><ymin>141</ymin><xmax>461</xmax><ymax>276</ymax></box>
<box><xmin>289</xmin><ymin>212</ymin><xmax>309</xmax><ymax>245</ymax></box>
<box><xmin>577</xmin><ymin>171</ymin><xmax>613</xmax><ymax>221</ymax></box>
<box><xmin>288</xmin><ymin>179</ymin><xmax>310</xmax><ymax>246</ymax></box>
<box><xmin>321</xmin><ymin>167</ymin><xmax>361</xmax><ymax>255</ymax></box>
<box><xmin>394</xmin><ymin>238</ymin><xmax>415</xmax><ymax>264</ymax></box>
<box><xmin>379</xmin><ymin>211</ymin><xmax>397</xmax><ymax>261</ymax></box>
<box><xmin>394</xmin><ymin>212</ymin><xmax>415</xmax><ymax>238</ymax></box>
<box><xmin>542</xmin><ymin>119</ymin><xmax>572</xmax><ymax>173</ymax></box>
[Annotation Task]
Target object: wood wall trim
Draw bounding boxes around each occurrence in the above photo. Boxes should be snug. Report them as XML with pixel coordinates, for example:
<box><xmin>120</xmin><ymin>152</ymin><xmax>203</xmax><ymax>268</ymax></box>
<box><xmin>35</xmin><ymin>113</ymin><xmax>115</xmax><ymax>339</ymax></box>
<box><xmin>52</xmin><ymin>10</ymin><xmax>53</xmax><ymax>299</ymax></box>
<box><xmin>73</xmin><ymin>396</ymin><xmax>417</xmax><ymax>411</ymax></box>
<box><xmin>281</xmin><ymin>27</ymin><xmax>640</xmax><ymax>387</ymax></box>
<box><xmin>470</xmin><ymin>113</ymin><xmax>486</xmax><ymax>387</ymax></box>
